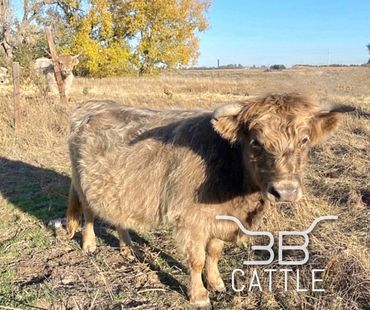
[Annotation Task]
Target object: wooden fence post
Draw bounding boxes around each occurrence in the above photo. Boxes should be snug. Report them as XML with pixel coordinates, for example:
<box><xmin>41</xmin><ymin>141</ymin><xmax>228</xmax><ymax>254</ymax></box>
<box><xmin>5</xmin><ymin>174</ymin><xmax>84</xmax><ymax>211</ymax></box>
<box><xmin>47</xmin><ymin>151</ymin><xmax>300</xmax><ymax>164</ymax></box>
<box><xmin>45</xmin><ymin>27</ymin><xmax>68</xmax><ymax>104</ymax></box>
<box><xmin>12</xmin><ymin>62</ymin><xmax>21</xmax><ymax>133</ymax></box>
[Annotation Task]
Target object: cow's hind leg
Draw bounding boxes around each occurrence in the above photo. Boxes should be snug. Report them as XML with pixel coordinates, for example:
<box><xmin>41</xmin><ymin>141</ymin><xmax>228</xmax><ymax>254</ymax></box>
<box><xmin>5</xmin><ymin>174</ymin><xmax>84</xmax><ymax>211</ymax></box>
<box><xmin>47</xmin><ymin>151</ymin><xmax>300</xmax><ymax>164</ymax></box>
<box><xmin>66</xmin><ymin>184</ymin><xmax>82</xmax><ymax>239</ymax></box>
<box><xmin>118</xmin><ymin>227</ymin><xmax>132</xmax><ymax>248</ymax></box>
<box><xmin>117</xmin><ymin>227</ymin><xmax>138</xmax><ymax>260</ymax></box>
<box><xmin>205</xmin><ymin>238</ymin><xmax>225</xmax><ymax>292</ymax></box>
<box><xmin>82</xmin><ymin>207</ymin><xmax>96</xmax><ymax>253</ymax></box>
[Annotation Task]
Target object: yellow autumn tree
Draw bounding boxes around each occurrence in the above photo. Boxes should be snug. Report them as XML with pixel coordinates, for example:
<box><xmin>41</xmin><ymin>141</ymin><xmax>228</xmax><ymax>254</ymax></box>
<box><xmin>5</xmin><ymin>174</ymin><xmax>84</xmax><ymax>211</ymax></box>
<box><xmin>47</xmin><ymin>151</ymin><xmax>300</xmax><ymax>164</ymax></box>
<box><xmin>63</xmin><ymin>0</ymin><xmax>132</xmax><ymax>77</ymax></box>
<box><xmin>60</xmin><ymin>0</ymin><xmax>210</xmax><ymax>76</ymax></box>
<box><xmin>112</xmin><ymin>0</ymin><xmax>210</xmax><ymax>74</ymax></box>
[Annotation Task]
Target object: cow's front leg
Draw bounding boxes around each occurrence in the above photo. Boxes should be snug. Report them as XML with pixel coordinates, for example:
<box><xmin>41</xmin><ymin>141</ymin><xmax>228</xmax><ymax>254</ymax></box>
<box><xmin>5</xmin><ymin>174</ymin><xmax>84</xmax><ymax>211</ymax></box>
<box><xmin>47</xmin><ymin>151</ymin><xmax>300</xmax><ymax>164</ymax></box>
<box><xmin>205</xmin><ymin>238</ymin><xmax>225</xmax><ymax>292</ymax></box>
<box><xmin>82</xmin><ymin>207</ymin><xmax>96</xmax><ymax>253</ymax></box>
<box><xmin>186</xmin><ymin>240</ymin><xmax>210</xmax><ymax>307</ymax></box>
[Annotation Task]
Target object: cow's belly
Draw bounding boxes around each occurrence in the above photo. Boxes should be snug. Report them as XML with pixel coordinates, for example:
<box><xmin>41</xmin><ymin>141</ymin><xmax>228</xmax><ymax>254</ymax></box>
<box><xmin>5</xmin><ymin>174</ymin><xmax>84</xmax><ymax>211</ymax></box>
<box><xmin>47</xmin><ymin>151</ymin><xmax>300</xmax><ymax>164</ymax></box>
<box><xmin>77</xmin><ymin>136</ymin><xmax>204</xmax><ymax>231</ymax></box>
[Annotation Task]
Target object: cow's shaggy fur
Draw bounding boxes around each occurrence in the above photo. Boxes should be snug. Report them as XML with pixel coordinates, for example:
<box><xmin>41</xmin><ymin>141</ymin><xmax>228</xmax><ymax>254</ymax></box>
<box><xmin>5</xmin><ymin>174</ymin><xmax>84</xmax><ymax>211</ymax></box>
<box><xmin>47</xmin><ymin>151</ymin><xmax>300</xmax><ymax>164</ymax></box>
<box><xmin>66</xmin><ymin>94</ymin><xmax>353</xmax><ymax>306</ymax></box>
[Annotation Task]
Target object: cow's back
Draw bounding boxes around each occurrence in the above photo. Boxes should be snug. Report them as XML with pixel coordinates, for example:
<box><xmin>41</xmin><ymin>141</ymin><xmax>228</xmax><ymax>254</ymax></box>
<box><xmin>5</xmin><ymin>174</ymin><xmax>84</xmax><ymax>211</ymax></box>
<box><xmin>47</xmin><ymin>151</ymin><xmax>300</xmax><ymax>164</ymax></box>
<box><xmin>69</xmin><ymin>100</ymin><xmax>220</xmax><ymax>229</ymax></box>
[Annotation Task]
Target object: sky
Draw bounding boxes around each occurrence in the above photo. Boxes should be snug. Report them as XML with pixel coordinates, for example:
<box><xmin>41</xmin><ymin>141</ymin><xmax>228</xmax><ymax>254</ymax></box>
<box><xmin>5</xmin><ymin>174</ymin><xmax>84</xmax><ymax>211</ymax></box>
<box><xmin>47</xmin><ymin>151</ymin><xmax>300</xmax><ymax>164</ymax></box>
<box><xmin>11</xmin><ymin>0</ymin><xmax>370</xmax><ymax>67</ymax></box>
<box><xmin>197</xmin><ymin>0</ymin><xmax>370</xmax><ymax>67</ymax></box>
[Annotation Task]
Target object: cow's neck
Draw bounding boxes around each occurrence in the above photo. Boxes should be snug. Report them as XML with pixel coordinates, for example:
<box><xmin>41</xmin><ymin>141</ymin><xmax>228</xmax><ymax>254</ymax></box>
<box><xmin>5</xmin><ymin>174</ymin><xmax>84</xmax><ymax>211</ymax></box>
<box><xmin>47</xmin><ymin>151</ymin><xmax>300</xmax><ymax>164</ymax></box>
<box><xmin>242</xmin><ymin>168</ymin><xmax>259</xmax><ymax>193</ymax></box>
<box><xmin>232</xmin><ymin>164</ymin><xmax>271</xmax><ymax>229</ymax></box>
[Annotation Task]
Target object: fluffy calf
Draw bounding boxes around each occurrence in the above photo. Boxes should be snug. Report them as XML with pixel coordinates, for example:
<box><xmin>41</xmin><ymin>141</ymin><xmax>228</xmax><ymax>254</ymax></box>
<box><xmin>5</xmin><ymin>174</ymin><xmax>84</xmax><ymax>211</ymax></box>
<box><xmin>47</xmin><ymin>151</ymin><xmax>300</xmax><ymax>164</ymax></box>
<box><xmin>34</xmin><ymin>54</ymin><xmax>79</xmax><ymax>95</ymax></box>
<box><xmin>66</xmin><ymin>94</ymin><xmax>353</xmax><ymax>307</ymax></box>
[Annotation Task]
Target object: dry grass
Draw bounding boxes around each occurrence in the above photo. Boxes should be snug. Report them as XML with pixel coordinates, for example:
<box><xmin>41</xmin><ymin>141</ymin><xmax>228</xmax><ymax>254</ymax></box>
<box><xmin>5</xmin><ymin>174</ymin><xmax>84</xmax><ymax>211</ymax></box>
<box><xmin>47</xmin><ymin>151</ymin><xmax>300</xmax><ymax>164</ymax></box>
<box><xmin>0</xmin><ymin>67</ymin><xmax>369</xmax><ymax>309</ymax></box>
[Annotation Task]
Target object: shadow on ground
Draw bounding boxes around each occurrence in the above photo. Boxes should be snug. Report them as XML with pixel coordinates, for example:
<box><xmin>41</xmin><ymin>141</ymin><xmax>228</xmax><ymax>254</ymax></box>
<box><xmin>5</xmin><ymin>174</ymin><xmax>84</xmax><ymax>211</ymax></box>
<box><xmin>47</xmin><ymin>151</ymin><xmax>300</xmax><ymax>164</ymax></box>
<box><xmin>0</xmin><ymin>156</ymin><xmax>70</xmax><ymax>221</ymax></box>
<box><xmin>0</xmin><ymin>156</ymin><xmax>188</xmax><ymax>299</ymax></box>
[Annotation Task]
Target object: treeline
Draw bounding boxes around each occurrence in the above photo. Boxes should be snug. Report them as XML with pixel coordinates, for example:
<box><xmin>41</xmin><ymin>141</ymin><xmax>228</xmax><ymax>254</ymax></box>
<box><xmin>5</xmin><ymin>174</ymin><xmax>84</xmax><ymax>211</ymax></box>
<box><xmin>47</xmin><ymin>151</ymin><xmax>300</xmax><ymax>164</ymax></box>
<box><xmin>0</xmin><ymin>0</ymin><xmax>210</xmax><ymax>76</ymax></box>
<box><xmin>189</xmin><ymin>63</ymin><xmax>368</xmax><ymax>71</ymax></box>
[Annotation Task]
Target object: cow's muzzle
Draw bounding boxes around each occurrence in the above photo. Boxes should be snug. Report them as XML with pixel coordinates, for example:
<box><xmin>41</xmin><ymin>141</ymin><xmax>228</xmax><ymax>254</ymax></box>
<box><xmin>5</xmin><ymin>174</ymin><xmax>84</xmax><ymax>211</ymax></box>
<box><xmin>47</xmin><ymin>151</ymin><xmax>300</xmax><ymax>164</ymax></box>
<box><xmin>266</xmin><ymin>180</ymin><xmax>302</xmax><ymax>202</ymax></box>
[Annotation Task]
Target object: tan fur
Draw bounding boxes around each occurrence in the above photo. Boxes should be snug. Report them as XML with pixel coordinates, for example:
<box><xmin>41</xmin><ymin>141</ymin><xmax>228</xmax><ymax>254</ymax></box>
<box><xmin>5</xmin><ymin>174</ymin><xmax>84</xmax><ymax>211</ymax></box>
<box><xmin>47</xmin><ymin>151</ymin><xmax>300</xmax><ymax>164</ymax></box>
<box><xmin>66</xmin><ymin>183</ymin><xmax>82</xmax><ymax>238</ymax></box>
<box><xmin>66</xmin><ymin>94</ymin><xmax>352</xmax><ymax>306</ymax></box>
<box><xmin>35</xmin><ymin>54</ymin><xmax>79</xmax><ymax>95</ymax></box>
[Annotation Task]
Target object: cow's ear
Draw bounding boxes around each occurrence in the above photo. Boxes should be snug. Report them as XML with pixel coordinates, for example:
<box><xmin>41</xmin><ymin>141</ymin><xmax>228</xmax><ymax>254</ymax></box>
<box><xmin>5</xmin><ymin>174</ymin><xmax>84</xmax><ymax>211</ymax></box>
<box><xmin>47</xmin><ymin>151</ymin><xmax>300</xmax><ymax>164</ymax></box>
<box><xmin>211</xmin><ymin>103</ymin><xmax>243</xmax><ymax>143</ymax></box>
<box><xmin>72</xmin><ymin>54</ymin><xmax>81</xmax><ymax>65</ymax></box>
<box><xmin>310</xmin><ymin>104</ymin><xmax>355</xmax><ymax>144</ymax></box>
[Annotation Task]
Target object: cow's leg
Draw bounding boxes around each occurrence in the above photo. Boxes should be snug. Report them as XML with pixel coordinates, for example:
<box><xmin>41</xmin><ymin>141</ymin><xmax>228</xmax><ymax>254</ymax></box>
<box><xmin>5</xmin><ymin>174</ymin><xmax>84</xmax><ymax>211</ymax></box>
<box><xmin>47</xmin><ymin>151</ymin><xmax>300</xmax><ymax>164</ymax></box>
<box><xmin>118</xmin><ymin>227</ymin><xmax>132</xmax><ymax>248</ymax></box>
<box><xmin>185</xmin><ymin>239</ymin><xmax>210</xmax><ymax>307</ymax></box>
<box><xmin>46</xmin><ymin>73</ymin><xmax>58</xmax><ymax>95</ymax></box>
<box><xmin>82</xmin><ymin>207</ymin><xmax>96</xmax><ymax>253</ymax></box>
<box><xmin>117</xmin><ymin>227</ymin><xmax>137</xmax><ymax>260</ymax></box>
<box><xmin>205</xmin><ymin>238</ymin><xmax>225</xmax><ymax>292</ymax></box>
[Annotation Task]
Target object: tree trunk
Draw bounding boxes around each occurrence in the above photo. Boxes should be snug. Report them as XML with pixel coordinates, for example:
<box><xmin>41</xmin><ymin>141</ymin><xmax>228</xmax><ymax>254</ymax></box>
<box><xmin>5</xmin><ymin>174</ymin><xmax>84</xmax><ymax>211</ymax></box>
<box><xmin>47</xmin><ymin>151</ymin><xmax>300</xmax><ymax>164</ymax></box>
<box><xmin>0</xmin><ymin>0</ymin><xmax>13</xmax><ymax>58</ymax></box>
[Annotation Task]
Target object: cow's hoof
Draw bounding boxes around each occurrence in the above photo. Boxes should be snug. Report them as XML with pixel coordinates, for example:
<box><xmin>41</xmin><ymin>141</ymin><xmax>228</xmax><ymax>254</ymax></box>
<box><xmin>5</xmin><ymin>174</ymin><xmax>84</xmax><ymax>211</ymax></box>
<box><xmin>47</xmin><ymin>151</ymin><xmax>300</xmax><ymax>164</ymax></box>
<box><xmin>82</xmin><ymin>242</ymin><xmax>96</xmax><ymax>253</ymax></box>
<box><xmin>191</xmin><ymin>298</ymin><xmax>211</xmax><ymax>309</ymax></box>
<box><xmin>208</xmin><ymin>279</ymin><xmax>226</xmax><ymax>292</ymax></box>
<box><xmin>190</xmin><ymin>293</ymin><xmax>211</xmax><ymax>309</ymax></box>
<box><xmin>120</xmin><ymin>246</ymin><xmax>136</xmax><ymax>261</ymax></box>
<box><xmin>213</xmin><ymin>284</ymin><xmax>226</xmax><ymax>292</ymax></box>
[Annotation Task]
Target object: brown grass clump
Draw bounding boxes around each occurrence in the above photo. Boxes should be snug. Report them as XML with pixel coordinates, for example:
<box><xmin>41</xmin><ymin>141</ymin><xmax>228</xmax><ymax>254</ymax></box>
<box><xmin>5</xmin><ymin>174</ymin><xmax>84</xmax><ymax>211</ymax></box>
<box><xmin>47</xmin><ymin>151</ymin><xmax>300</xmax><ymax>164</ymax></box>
<box><xmin>0</xmin><ymin>67</ymin><xmax>369</xmax><ymax>309</ymax></box>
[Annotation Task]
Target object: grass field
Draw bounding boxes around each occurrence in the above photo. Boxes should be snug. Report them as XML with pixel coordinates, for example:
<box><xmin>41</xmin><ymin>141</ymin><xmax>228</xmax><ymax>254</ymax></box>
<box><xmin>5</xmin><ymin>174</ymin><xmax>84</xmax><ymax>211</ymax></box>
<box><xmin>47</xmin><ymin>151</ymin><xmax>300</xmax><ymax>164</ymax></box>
<box><xmin>0</xmin><ymin>67</ymin><xmax>369</xmax><ymax>309</ymax></box>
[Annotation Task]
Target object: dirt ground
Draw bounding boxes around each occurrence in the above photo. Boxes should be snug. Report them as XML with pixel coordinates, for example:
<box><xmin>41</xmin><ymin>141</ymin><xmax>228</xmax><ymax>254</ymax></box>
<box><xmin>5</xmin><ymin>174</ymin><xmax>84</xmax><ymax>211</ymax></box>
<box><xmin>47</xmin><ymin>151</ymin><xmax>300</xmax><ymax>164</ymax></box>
<box><xmin>0</xmin><ymin>67</ymin><xmax>369</xmax><ymax>309</ymax></box>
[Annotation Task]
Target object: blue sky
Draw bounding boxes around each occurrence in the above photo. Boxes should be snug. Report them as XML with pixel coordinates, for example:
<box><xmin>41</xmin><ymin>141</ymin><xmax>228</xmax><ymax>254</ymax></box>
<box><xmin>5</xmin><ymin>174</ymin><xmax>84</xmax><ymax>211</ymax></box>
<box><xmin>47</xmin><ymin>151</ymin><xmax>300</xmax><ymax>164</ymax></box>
<box><xmin>12</xmin><ymin>0</ymin><xmax>370</xmax><ymax>67</ymax></box>
<box><xmin>197</xmin><ymin>0</ymin><xmax>370</xmax><ymax>67</ymax></box>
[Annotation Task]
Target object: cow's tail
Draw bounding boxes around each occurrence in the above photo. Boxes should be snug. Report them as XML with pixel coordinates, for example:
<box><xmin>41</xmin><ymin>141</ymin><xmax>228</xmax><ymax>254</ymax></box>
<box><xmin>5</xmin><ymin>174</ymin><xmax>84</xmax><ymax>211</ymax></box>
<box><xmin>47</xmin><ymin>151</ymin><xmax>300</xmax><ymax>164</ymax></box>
<box><xmin>66</xmin><ymin>183</ymin><xmax>82</xmax><ymax>239</ymax></box>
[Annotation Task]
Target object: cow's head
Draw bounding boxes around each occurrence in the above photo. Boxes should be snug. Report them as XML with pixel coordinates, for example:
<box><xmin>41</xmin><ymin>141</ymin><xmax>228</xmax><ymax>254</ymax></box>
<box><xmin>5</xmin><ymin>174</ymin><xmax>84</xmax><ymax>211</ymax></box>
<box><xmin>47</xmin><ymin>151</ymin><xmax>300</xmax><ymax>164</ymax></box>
<box><xmin>57</xmin><ymin>54</ymin><xmax>80</xmax><ymax>77</ymax></box>
<box><xmin>212</xmin><ymin>93</ymin><xmax>354</xmax><ymax>203</ymax></box>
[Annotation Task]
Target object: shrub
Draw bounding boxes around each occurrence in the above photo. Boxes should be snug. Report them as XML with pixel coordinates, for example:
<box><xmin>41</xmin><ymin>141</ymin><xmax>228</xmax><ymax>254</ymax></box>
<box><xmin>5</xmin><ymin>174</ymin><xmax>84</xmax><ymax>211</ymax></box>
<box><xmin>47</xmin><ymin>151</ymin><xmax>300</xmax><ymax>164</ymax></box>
<box><xmin>270</xmin><ymin>64</ymin><xmax>286</xmax><ymax>70</ymax></box>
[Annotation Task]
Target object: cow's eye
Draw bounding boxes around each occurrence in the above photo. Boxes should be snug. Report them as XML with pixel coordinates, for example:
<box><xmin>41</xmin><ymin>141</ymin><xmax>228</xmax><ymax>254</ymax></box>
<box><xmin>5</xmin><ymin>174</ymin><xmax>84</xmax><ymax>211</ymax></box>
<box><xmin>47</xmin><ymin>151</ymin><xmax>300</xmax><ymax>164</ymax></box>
<box><xmin>250</xmin><ymin>138</ymin><xmax>262</xmax><ymax>148</ymax></box>
<box><xmin>301</xmin><ymin>136</ymin><xmax>310</xmax><ymax>147</ymax></box>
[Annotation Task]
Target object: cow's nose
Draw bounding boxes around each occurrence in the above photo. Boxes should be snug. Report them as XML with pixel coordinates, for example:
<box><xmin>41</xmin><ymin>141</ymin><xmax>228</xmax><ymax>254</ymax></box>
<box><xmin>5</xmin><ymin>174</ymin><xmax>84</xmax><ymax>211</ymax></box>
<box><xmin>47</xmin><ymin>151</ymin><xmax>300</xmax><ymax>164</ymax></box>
<box><xmin>267</xmin><ymin>181</ymin><xmax>301</xmax><ymax>202</ymax></box>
